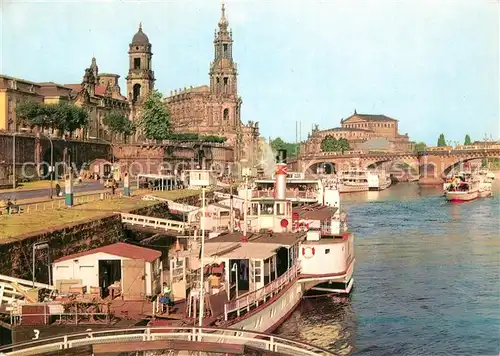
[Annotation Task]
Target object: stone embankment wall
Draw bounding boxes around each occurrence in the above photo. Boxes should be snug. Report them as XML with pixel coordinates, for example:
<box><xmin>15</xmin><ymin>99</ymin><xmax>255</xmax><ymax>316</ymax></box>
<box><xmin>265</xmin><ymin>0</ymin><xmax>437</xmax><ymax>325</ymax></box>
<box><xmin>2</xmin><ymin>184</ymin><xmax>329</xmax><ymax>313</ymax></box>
<box><xmin>0</xmin><ymin>193</ymin><xmax>212</xmax><ymax>283</ymax></box>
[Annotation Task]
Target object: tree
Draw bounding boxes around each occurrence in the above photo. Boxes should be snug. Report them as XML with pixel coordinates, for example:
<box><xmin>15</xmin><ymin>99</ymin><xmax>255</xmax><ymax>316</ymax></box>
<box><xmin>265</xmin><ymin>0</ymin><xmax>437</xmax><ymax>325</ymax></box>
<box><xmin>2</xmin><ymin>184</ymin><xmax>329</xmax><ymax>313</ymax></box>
<box><xmin>16</xmin><ymin>101</ymin><xmax>50</xmax><ymax>130</ymax></box>
<box><xmin>50</xmin><ymin>103</ymin><xmax>89</xmax><ymax>137</ymax></box>
<box><xmin>414</xmin><ymin>142</ymin><xmax>427</xmax><ymax>152</ymax></box>
<box><xmin>103</xmin><ymin>111</ymin><xmax>135</xmax><ymax>140</ymax></box>
<box><xmin>320</xmin><ymin>136</ymin><xmax>350</xmax><ymax>152</ymax></box>
<box><xmin>338</xmin><ymin>138</ymin><xmax>350</xmax><ymax>153</ymax></box>
<box><xmin>269</xmin><ymin>137</ymin><xmax>298</xmax><ymax>157</ymax></box>
<box><xmin>464</xmin><ymin>134</ymin><xmax>472</xmax><ymax>145</ymax></box>
<box><xmin>16</xmin><ymin>101</ymin><xmax>88</xmax><ymax>136</ymax></box>
<box><xmin>139</xmin><ymin>90</ymin><xmax>171</xmax><ymax>140</ymax></box>
<box><xmin>437</xmin><ymin>133</ymin><xmax>446</xmax><ymax>147</ymax></box>
<box><xmin>321</xmin><ymin>136</ymin><xmax>338</xmax><ymax>152</ymax></box>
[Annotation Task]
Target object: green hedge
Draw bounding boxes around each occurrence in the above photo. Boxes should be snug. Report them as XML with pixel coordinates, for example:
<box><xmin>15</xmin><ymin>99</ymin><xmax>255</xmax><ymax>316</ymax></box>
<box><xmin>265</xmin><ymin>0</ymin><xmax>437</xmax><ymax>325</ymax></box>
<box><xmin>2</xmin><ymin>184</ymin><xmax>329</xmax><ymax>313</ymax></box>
<box><xmin>166</xmin><ymin>133</ymin><xmax>227</xmax><ymax>143</ymax></box>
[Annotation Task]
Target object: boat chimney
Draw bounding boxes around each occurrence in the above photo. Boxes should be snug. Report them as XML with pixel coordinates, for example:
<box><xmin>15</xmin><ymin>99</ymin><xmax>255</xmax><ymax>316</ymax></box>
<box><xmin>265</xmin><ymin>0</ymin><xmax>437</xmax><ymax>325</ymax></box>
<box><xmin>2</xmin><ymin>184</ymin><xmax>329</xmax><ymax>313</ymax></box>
<box><xmin>275</xmin><ymin>149</ymin><xmax>287</xmax><ymax>200</ymax></box>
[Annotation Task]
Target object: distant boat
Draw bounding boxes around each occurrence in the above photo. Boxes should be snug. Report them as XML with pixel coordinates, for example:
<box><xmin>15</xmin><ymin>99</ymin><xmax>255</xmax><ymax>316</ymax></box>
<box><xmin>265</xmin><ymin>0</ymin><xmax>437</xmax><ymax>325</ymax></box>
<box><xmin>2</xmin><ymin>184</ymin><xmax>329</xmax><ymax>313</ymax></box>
<box><xmin>445</xmin><ymin>181</ymin><xmax>479</xmax><ymax>202</ymax></box>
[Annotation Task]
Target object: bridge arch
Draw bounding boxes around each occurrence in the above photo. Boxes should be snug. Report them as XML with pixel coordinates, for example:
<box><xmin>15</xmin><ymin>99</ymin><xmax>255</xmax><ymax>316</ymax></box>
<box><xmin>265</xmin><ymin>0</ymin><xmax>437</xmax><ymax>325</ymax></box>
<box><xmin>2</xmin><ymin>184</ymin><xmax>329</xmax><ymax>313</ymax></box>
<box><xmin>304</xmin><ymin>161</ymin><xmax>337</xmax><ymax>176</ymax></box>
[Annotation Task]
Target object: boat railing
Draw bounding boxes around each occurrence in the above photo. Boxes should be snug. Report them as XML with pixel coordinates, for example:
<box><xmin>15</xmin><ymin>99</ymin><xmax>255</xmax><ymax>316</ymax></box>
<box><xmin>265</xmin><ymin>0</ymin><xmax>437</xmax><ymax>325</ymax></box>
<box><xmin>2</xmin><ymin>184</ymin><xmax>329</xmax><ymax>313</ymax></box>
<box><xmin>0</xmin><ymin>325</ymin><xmax>333</xmax><ymax>356</ymax></box>
<box><xmin>252</xmin><ymin>190</ymin><xmax>317</xmax><ymax>199</ymax></box>
<box><xmin>223</xmin><ymin>261</ymin><xmax>301</xmax><ymax>321</ymax></box>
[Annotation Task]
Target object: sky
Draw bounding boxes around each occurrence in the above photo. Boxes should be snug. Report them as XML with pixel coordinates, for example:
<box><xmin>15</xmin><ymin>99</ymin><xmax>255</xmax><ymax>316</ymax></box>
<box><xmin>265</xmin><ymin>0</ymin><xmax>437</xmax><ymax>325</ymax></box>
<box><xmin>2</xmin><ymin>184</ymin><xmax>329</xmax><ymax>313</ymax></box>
<box><xmin>1</xmin><ymin>0</ymin><xmax>498</xmax><ymax>145</ymax></box>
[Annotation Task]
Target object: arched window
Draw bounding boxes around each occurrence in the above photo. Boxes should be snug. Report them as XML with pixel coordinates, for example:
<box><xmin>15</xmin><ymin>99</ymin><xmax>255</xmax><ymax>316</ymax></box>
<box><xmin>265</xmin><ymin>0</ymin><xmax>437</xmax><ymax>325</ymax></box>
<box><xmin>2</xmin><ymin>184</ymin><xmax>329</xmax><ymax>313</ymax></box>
<box><xmin>223</xmin><ymin>108</ymin><xmax>229</xmax><ymax>120</ymax></box>
<box><xmin>133</xmin><ymin>84</ymin><xmax>141</xmax><ymax>101</ymax></box>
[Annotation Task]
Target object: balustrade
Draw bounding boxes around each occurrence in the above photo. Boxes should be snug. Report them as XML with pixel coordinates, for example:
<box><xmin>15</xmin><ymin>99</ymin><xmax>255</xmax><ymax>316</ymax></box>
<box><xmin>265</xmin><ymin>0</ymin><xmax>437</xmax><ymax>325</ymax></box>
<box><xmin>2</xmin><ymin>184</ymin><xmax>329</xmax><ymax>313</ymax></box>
<box><xmin>0</xmin><ymin>325</ymin><xmax>332</xmax><ymax>356</ymax></box>
<box><xmin>223</xmin><ymin>262</ymin><xmax>301</xmax><ymax>321</ymax></box>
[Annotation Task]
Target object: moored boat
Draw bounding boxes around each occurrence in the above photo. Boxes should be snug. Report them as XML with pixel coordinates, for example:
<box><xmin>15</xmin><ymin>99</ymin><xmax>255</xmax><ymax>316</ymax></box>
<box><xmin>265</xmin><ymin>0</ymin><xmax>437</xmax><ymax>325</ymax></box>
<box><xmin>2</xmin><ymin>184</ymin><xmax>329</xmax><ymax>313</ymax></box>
<box><xmin>338</xmin><ymin>169</ymin><xmax>368</xmax><ymax>193</ymax></box>
<box><xmin>166</xmin><ymin>150</ymin><xmax>354</xmax><ymax>334</ymax></box>
<box><xmin>367</xmin><ymin>170</ymin><xmax>392</xmax><ymax>191</ymax></box>
<box><xmin>445</xmin><ymin>181</ymin><xmax>479</xmax><ymax>202</ymax></box>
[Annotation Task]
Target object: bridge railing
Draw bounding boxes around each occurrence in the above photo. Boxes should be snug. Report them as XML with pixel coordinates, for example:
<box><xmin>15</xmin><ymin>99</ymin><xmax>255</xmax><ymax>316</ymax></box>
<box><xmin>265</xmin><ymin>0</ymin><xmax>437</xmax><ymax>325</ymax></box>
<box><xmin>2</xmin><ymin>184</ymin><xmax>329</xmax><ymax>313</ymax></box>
<box><xmin>0</xmin><ymin>326</ymin><xmax>333</xmax><ymax>356</ymax></box>
<box><xmin>119</xmin><ymin>212</ymin><xmax>187</xmax><ymax>233</ymax></box>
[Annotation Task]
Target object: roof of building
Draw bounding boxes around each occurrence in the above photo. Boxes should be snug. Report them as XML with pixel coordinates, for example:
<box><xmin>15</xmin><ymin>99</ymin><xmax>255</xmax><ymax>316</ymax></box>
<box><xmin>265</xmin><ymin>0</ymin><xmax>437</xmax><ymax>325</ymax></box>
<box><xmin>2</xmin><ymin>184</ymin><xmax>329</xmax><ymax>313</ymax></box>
<box><xmin>292</xmin><ymin>204</ymin><xmax>337</xmax><ymax>220</ymax></box>
<box><xmin>0</xmin><ymin>74</ymin><xmax>42</xmax><ymax>86</ymax></box>
<box><xmin>53</xmin><ymin>242</ymin><xmax>161</xmax><ymax>263</ymax></box>
<box><xmin>343</xmin><ymin>113</ymin><xmax>398</xmax><ymax>122</ymax></box>
<box><xmin>132</xmin><ymin>23</ymin><xmax>150</xmax><ymax>45</ymax></box>
<box><xmin>62</xmin><ymin>83</ymin><xmax>127</xmax><ymax>101</ymax></box>
<box><xmin>98</xmin><ymin>73</ymin><xmax>120</xmax><ymax>78</ymax></box>
<box><xmin>327</xmin><ymin>127</ymin><xmax>372</xmax><ymax>133</ymax></box>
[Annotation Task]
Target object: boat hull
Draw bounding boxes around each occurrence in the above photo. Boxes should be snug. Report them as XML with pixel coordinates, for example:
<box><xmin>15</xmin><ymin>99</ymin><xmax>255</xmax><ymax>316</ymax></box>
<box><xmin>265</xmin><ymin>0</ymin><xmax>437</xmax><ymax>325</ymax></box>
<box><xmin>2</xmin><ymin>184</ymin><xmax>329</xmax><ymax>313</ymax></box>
<box><xmin>478</xmin><ymin>190</ymin><xmax>492</xmax><ymax>198</ymax></box>
<box><xmin>445</xmin><ymin>190</ymin><xmax>478</xmax><ymax>201</ymax></box>
<box><xmin>338</xmin><ymin>184</ymin><xmax>368</xmax><ymax>193</ymax></box>
<box><xmin>226</xmin><ymin>280</ymin><xmax>304</xmax><ymax>333</ymax></box>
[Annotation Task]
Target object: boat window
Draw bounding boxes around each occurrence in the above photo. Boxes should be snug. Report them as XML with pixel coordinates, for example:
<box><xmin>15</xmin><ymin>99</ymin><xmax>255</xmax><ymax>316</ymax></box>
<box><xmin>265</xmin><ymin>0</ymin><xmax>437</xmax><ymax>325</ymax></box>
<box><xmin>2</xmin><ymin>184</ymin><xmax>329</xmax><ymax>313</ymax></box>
<box><xmin>275</xmin><ymin>202</ymin><xmax>285</xmax><ymax>215</ymax></box>
<box><xmin>260</xmin><ymin>203</ymin><xmax>274</xmax><ymax>215</ymax></box>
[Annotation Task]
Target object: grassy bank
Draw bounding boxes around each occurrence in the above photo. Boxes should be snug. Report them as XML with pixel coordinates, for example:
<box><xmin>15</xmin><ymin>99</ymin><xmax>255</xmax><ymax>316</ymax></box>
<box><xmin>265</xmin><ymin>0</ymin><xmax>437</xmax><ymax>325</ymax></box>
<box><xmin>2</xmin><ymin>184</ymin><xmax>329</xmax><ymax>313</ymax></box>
<box><xmin>0</xmin><ymin>189</ymin><xmax>200</xmax><ymax>240</ymax></box>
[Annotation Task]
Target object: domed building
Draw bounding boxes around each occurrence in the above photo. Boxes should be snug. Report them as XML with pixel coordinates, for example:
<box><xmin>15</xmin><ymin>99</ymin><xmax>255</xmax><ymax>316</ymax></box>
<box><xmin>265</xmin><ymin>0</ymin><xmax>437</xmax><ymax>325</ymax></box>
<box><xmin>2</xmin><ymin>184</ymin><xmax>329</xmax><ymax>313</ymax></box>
<box><xmin>301</xmin><ymin>111</ymin><xmax>414</xmax><ymax>154</ymax></box>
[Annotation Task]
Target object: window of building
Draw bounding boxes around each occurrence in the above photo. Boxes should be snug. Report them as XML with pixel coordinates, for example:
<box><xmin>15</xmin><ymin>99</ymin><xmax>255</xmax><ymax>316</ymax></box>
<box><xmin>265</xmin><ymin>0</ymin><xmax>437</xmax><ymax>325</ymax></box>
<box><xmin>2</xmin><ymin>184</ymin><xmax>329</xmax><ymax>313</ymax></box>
<box><xmin>134</xmin><ymin>58</ymin><xmax>141</xmax><ymax>69</ymax></box>
<box><xmin>223</xmin><ymin>108</ymin><xmax>229</xmax><ymax>120</ymax></box>
<box><xmin>223</xmin><ymin>43</ymin><xmax>228</xmax><ymax>57</ymax></box>
<box><xmin>133</xmin><ymin>83</ymin><xmax>141</xmax><ymax>101</ymax></box>
<box><xmin>223</xmin><ymin>77</ymin><xmax>228</xmax><ymax>93</ymax></box>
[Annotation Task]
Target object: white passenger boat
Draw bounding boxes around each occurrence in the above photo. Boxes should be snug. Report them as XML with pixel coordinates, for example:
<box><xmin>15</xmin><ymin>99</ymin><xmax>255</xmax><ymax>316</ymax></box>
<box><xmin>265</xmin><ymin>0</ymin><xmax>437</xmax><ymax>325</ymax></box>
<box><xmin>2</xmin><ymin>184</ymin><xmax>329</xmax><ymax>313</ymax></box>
<box><xmin>237</xmin><ymin>170</ymin><xmax>341</xmax><ymax>207</ymax></box>
<box><xmin>167</xmin><ymin>150</ymin><xmax>355</xmax><ymax>334</ymax></box>
<box><xmin>338</xmin><ymin>169</ymin><xmax>369</xmax><ymax>193</ymax></box>
<box><xmin>367</xmin><ymin>170</ymin><xmax>392</xmax><ymax>191</ymax></box>
<box><xmin>445</xmin><ymin>180</ymin><xmax>479</xmax><ymax>202</ymax></box>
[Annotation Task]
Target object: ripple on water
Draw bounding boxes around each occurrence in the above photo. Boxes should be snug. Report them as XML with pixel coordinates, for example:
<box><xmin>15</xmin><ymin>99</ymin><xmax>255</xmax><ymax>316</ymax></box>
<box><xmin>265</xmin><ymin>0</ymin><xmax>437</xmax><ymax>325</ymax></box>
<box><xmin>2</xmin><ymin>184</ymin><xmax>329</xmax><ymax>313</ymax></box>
<box><xmin>276</xmin><ymin>187</ymin><xmax>500</xmax><ymax>355</ymax></box>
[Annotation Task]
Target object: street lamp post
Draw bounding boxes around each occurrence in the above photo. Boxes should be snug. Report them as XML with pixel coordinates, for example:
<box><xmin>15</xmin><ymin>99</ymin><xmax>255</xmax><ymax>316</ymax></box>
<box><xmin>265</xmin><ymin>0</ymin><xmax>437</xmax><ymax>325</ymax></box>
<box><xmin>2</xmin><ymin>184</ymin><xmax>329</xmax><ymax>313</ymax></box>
<box><xmin>231</xmin><ymin>263</ymin><xmax>239</xmax><ymax>299</ymax></box>
<box><xmin>32</xmin><ymin>241</ymin><xmax>50</xmax><ymax>287</ymax></box>
<box><xmin>39</xmin><ymin>134</ymin><xmax>54</xmax><ymax>199</ymax></box>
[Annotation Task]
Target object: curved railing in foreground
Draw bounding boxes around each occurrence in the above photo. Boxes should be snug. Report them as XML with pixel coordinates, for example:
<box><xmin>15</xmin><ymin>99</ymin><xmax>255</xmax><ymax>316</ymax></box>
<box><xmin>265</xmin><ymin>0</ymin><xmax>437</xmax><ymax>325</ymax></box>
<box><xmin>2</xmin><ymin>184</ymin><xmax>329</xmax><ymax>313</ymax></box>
<box><xmin>0</xmin><ymin>326</ymin><xmax>335</xmax><ymax>356</ymax></box>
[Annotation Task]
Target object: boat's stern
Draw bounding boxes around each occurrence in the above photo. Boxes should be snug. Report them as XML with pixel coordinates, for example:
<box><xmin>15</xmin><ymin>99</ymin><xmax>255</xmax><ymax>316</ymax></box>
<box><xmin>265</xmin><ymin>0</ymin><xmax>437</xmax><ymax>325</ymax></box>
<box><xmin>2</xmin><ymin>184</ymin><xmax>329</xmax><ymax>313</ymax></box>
<box><xmin>298</xmin><ymin>229</ymin><xmax>355</xmax><ymax>296</ymax></box>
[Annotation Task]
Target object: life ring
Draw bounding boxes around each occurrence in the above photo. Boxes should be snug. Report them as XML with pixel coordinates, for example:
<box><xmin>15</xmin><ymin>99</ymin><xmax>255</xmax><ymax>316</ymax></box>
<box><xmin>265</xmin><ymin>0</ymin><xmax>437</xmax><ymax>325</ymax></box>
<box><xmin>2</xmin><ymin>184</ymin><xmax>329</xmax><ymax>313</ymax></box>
<box><xmin>302</xmin><ymin>246</ymin><xmax>315</xmax><ymax>258</ymax></box>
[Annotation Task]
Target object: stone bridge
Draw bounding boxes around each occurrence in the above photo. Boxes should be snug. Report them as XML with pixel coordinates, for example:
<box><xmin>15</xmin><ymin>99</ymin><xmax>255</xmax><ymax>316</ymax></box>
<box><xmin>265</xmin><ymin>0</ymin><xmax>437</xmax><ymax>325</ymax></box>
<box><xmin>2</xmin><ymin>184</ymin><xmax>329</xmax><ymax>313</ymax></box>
<box><xmin>290</xmin><ymin>148</ymin><xmax>500</xmax><ymax>184</ymax></box>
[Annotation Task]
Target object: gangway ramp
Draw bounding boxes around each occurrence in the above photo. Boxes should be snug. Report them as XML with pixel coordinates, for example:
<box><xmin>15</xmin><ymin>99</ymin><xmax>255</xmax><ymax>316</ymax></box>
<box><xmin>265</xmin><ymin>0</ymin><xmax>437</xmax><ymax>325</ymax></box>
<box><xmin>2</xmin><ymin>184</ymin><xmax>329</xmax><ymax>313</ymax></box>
<box><xmin>142</xmin><ymin>195</ymin><xmax>198</xmax><ymax>213</ymax></box>
<box><xmin>0</xmin><ymin>274</ymin><xmax>54</xmax><ymax>307</ymax></box>
<box><xmin>119</xmin><ymin>213</ymin><xmax>189</xmax><ymax>234</ymax></box>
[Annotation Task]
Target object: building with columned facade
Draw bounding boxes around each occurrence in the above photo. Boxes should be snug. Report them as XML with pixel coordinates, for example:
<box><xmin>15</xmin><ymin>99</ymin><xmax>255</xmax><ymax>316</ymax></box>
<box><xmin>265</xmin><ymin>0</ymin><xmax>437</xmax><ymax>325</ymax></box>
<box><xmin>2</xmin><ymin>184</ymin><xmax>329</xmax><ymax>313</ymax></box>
<box><xmin>301</xmin><ymin>110</ymin><xmax>414</xmax><ymax>154</ymax></box>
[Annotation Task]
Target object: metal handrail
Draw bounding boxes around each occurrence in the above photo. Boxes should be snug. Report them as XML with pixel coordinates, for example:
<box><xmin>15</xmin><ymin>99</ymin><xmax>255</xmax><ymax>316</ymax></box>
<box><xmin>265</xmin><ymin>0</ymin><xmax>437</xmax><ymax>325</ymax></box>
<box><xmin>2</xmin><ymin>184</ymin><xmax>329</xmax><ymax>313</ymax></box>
<box><xmin>0</xmin><ymin>325</ymin><xmax>334</xmax><ymax>355</ymax></box>
<box><xmin>119</xmin><ymin>213</ymin><xmax>187</xmax><ymax>232</ymax></box>
<box><xmin>223</xmin><ymin>261</ymin><xmax>301</xmax><ymax>320</ymax></box>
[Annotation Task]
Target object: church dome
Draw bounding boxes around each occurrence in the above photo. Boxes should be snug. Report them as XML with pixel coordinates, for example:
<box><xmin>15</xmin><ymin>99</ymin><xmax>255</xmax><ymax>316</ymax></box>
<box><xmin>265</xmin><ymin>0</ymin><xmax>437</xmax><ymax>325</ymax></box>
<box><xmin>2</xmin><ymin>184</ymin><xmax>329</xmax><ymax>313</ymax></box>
<box><xmin>132</xmin><ymin>23</ymin><xmax>149</xmax><ymax>45</ymax></box>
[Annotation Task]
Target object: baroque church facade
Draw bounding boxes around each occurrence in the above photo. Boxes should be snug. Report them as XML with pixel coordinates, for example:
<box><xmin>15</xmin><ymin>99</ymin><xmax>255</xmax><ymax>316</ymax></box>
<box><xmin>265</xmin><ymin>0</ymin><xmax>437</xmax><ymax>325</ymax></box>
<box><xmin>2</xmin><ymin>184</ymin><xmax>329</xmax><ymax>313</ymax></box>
<box><xmin>1</xmin><ymin>3</ymin><xmax>258</xmax><ymax>165</ymax></box>
<box><xmin>121</xmin><ymin>3</ymin><xmax>259</xmax><ymax>162</ymax></box>
<box><xmin>164</xmin><ymin>3</ymin><xmax>259</xmax><ymax>162</ymax></box>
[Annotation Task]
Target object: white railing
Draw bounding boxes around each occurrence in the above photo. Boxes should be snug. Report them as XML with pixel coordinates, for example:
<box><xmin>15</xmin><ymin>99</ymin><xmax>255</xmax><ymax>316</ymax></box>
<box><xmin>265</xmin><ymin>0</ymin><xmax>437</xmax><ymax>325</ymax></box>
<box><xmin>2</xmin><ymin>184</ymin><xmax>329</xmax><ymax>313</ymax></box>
<box><xmin>141</xmin><ymin>195</ymin><xmax>198</xmax><ymax>212</ymax></box>
<box><xmin>214</xmin><ymin>192</ymin><xmax>244</xmax><ymax>200</ymax></box>
<box><xmin>224</xmin><ymin>261</ymin><xmax>301</xmax><ymax>321</ymax></box>
<box><xmin>252</xmin><ymin>190</ymin><xmax>317</xmax><ymax>199</ymax></box>
<box><xmin>4</xmin><ymin>191</ymin><xmax>123</xmax><ymax>215</ymax></box>
<box><xmin>0</xmin><ymin>326</ymin><xmax>333</xmax><ymax>355</ymax></box>
<box><xmin>119</xmin><ymin>213</ymin><xmax>187</xmax><ymax>233</ymax></box>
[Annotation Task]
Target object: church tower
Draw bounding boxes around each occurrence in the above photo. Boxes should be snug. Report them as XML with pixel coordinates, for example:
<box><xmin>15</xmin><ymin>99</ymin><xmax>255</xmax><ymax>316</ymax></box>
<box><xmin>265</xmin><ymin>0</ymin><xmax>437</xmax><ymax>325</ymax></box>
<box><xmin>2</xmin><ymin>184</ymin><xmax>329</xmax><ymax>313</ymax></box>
<box><xmin>209</xmin><ymin>1</ymin><xmax>241</xmax><ymax>127</ymax></box>
<box><xmin>126</xmin><ymin>23</ymin><xmax>155</xmax><ymax>104</ymax></box>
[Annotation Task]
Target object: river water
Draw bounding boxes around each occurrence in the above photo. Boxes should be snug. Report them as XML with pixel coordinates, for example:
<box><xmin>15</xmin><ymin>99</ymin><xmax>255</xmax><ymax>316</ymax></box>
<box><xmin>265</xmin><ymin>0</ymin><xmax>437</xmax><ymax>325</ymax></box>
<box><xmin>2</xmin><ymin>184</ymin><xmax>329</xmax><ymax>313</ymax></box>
<box><xmin>276</xmin><ymin>182</ymin><xmax>500</xmax><ymax>356</ymax></box>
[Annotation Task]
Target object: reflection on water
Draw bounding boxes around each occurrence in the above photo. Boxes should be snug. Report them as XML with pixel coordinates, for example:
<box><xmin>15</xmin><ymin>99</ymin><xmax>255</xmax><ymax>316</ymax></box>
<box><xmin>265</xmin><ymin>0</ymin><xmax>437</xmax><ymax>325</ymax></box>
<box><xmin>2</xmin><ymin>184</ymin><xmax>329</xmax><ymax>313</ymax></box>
<box><xmin>276</xmin><ymin>182</ymin><xmax>500</xmax><ymax>355</ymax></box>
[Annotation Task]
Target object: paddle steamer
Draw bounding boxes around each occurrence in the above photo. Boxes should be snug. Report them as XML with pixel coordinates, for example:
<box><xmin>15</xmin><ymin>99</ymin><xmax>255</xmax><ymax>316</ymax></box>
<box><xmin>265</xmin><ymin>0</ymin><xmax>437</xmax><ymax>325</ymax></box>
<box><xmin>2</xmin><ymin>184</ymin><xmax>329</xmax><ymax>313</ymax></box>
<box><xmin>166</xmin><ymin>150</ymin><xmax>355</xmax><ymax>333</ymax></box>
